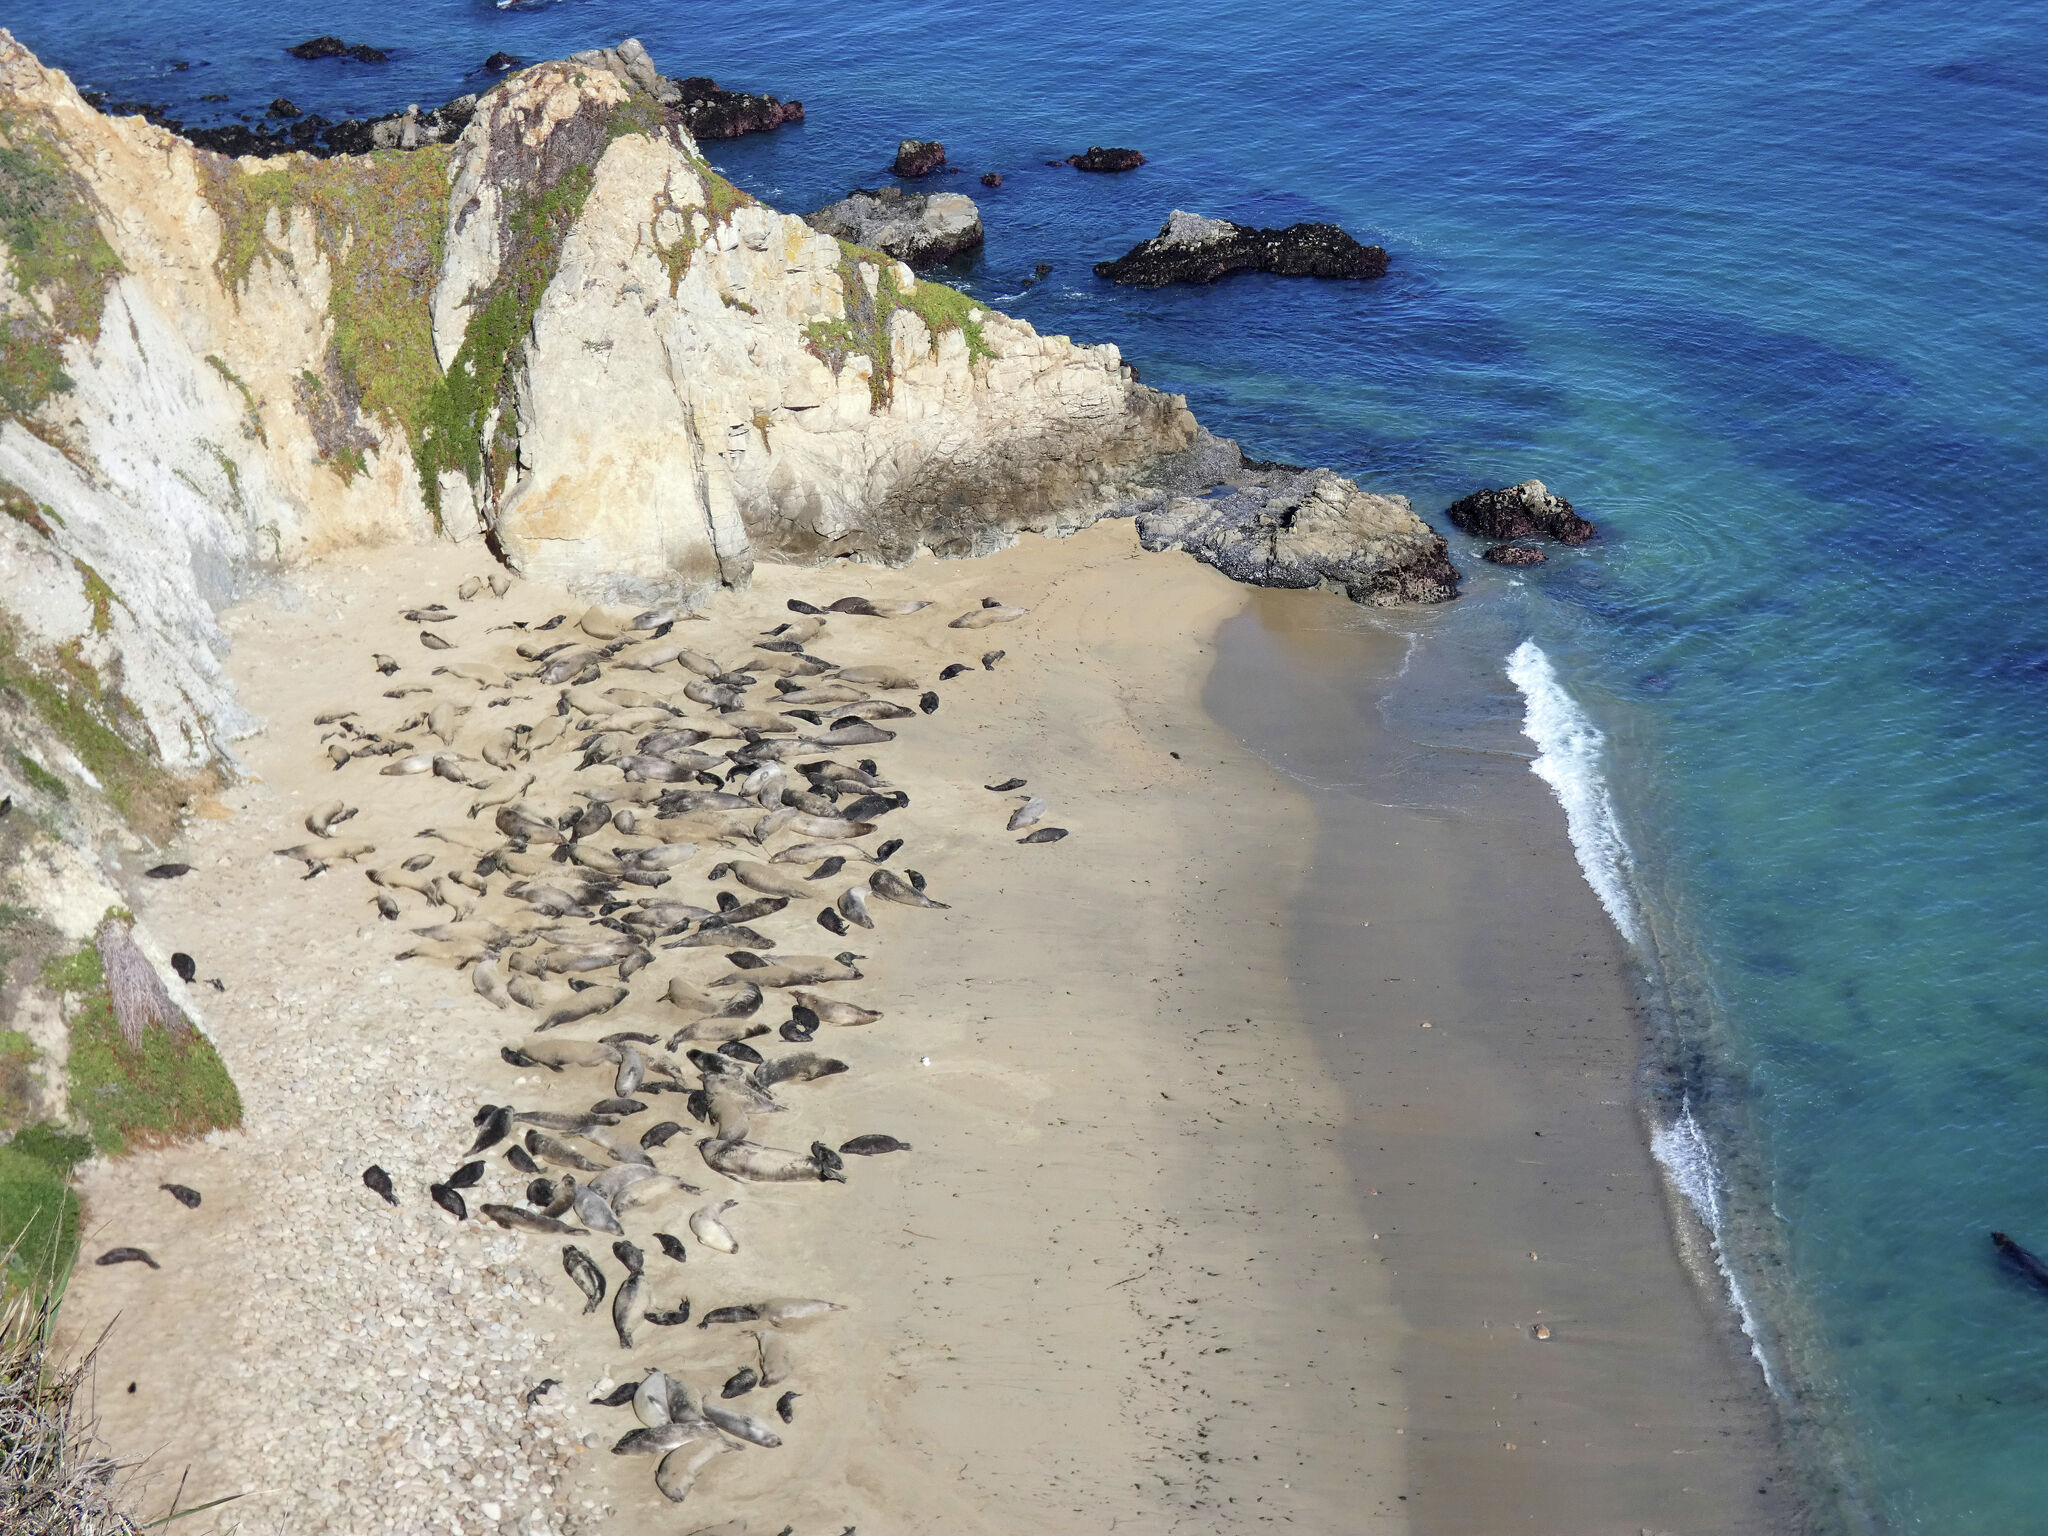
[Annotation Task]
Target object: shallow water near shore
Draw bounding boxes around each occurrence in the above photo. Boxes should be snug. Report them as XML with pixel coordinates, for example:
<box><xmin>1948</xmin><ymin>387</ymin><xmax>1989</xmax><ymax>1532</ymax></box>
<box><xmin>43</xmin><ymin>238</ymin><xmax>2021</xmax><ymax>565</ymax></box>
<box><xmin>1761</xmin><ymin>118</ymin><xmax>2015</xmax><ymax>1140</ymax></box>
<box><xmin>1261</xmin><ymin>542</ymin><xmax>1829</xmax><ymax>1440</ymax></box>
<box><xmin>17</xmin><ymin>0</ymin><xmax>2048</xmax><ymax>1527</ymax></box>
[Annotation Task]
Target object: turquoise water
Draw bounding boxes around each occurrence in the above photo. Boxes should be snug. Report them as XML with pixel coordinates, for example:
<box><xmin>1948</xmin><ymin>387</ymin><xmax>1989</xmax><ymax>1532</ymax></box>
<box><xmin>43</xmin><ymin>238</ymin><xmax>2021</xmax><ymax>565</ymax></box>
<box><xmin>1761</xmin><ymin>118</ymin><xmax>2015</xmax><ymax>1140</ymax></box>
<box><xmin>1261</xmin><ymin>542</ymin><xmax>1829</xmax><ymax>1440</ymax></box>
<box><xmin>17</xmin><ymin>1</ymin><xmax>2048</xmax><ymax>1527</ymax></box>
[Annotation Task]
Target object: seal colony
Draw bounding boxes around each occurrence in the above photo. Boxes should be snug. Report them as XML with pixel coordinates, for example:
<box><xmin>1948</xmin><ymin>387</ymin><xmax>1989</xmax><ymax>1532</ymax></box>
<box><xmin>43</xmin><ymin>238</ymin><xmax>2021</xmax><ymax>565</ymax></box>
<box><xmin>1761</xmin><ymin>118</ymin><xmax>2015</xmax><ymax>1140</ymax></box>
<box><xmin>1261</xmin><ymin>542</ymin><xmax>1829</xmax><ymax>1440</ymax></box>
<box><xmin>286</xmin><ymin>564</ymin><xmax>1044</xmax><ymax>1520</ymax></box>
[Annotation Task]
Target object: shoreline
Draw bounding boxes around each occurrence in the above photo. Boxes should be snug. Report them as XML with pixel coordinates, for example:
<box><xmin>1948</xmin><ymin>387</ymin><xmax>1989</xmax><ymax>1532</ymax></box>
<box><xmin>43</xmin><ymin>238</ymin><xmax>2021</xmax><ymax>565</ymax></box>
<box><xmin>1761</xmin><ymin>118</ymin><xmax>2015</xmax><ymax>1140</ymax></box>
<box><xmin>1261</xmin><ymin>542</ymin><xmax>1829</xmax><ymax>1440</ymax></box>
<box><xmin>1205</xmin><ymin>584</ymin><xmax>1793</xmax><ymax>1532</ymax></box>
<box><xmin>51</xmin><ymin>519</ymin><xmax>1781</xmax><ymax>1533</ymax></box>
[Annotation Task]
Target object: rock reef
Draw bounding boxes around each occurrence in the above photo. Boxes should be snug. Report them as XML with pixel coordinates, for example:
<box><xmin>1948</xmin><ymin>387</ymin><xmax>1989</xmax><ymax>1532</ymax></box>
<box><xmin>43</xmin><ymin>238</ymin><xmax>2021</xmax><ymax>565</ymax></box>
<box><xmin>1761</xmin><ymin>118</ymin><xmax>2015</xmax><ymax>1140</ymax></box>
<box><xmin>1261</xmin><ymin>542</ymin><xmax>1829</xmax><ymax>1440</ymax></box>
<box><xmin>1444</xmin><ymin>480</ymin><xmax>1594</xmax><ymax>545</ymax></box>
<box><xmin>1067</xmin><ymin>145</ymin><xmax>1144</xmax><ymax>172</ymax></box>
<box><xmin>804</xmin><ymin>187</ymin><xmax>985</xmax><ymax>267</ymax></box>
<box><xmin>892</xmin><ymin>139</ymin><xmax>946</xmax><ymax>177</ymax></box>
<box><xmin>1096</xmin><ymin>210</ymin><xmax>1389</xmax><ymax>287</ymax></box>
<box><xmin>1124</xmin><ymin>435</ymin><xmax>1459</xmax><ymax>605</ymax></box>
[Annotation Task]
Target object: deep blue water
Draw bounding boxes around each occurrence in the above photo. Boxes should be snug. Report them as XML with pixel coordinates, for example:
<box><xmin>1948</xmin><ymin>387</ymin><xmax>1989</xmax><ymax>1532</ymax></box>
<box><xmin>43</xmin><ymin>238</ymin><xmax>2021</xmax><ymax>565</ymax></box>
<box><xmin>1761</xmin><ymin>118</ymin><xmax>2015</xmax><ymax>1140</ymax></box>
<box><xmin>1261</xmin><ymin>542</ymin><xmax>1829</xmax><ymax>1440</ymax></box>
<box><xmin>15</xmin><ymin>1</ymin><xmax>2048</xmax><ymax>1527</ymax></box>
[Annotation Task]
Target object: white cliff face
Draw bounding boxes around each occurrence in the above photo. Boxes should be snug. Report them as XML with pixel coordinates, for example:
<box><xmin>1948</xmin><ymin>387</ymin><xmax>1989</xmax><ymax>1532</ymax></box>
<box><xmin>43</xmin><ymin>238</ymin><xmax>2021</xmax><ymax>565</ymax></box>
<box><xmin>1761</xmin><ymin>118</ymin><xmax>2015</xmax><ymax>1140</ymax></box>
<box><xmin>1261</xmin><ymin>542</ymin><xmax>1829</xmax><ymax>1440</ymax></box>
<box><xmin>0</xmin><ymin>30</ymin><xmax>1433</xmax><ymax>796</ymax></box>
<box><xmin>453</xmin><ymin>61</ymin><xmax>1195</xmax><ymax>598</ymax></box>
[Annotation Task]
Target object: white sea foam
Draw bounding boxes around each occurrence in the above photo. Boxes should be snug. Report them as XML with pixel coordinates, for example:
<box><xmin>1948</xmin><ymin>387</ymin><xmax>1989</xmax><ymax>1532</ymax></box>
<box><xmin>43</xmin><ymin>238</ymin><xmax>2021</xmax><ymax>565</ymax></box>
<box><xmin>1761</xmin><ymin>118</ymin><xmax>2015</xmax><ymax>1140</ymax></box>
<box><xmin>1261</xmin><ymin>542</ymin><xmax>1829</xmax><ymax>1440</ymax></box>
<box><xmin>1504</xmin><ymin>639</ymin><xmax>1642</xmax><ymax>948</ymax></box>
<box><xmin>1651</xmin><ymin>1103</ymin><xmax>1782</xmax><ymax>1397</ymax></box>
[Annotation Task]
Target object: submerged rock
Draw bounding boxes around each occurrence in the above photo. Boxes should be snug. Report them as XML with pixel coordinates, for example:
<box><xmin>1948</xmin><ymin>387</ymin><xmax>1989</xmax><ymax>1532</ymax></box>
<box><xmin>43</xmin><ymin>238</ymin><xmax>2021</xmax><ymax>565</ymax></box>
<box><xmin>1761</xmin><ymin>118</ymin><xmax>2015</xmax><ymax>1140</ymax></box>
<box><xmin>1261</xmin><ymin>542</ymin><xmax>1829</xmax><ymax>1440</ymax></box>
<box><xmin>1481</xmin><ymin>544</ymin><xmax>1548</xmax><ymax>566</ymax></box>
<box><xmin>482</xmin><ymin>52</ymin><xmax>521</xmax><ymax>74</ymax></box>
<box><xmin>1095</xmin><ymin>209</ymin><xmax>1387</xmax><ymax>287</ymax></box>
<box><xmin>893</xmin><ymin>139</ymin><xmax>946</xmax><ymax>177</ymax></box>
<box><xmin>287</xmin><ymin>37</ymin><xmax>389</xmax><ymax>64</ymax></box>
<box><xmin>1125</xmin><ymin>435</ymin><xmax>1459</xmax><ymax>606</ymax></box>
<box><xmin>981</xmin><ymin>171</ymin><xmax>1002</xmax><ymax>187</ymax></box>
<box><xmin>805</xmin><ymin>187</ymin><xmax>984</xmax><ymax>267</ymax></box>
<box><xmin>1444</xmin><ymin>480</ymin><xmax>1594</xmax><ymax>545</ymax></box>
<box><xmin>1067</xmin><ymin>145</ymin><xmax>1144</xmax><ymax>172</ymax></box>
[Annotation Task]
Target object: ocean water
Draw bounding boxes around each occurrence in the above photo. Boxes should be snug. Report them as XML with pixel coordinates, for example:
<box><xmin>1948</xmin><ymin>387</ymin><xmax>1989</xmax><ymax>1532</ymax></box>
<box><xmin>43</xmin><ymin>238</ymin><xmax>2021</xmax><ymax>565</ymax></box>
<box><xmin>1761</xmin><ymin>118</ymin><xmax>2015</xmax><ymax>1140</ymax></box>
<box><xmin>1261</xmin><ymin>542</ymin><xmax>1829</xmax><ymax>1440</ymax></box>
<box><xmin>14</xmin><ymin>0</ymin><xmax>2048</xmax><ymax>1527</ymax></box>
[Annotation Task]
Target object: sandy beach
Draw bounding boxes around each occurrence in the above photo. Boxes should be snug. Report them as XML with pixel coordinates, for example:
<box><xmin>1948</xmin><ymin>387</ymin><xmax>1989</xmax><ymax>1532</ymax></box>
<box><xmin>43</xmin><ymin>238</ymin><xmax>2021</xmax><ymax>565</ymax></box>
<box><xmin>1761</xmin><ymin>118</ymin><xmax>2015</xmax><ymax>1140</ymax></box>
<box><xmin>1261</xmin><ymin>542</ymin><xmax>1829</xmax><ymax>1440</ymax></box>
<box><xmin>56</xmin><ymin>520</ymin><xmax>1780</xmax><ymax>1534</ymax></box>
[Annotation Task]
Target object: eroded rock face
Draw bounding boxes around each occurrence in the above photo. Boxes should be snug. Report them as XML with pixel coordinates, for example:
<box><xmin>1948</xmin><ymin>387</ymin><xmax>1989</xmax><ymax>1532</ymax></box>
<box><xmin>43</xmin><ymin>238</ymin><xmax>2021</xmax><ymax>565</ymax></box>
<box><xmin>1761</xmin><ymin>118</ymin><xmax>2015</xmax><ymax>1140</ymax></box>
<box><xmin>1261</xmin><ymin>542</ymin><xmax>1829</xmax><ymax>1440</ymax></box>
<box><xmin>1096</xmin><ymin>209</ymin><xmax>1388</xmax><ymax>287</ymax></box>
<box><xmin>1125</xmin><ymin>435</ymin><xmax>1459</xmax><ymax>605</ymax></box>
<box><xmin>1444</xmin><ymin>480</ymin><xmax>1594</xmax><ymax>545</ymax></box>
<box><xmin>805</xmin><ymin>187</ymin><xmax>984</xmax><ymax>267</ymax></box>
<box><xmin>893</xmin><ymin>139</ymin><xmax>946</xmax><ymax>177</ymax></box>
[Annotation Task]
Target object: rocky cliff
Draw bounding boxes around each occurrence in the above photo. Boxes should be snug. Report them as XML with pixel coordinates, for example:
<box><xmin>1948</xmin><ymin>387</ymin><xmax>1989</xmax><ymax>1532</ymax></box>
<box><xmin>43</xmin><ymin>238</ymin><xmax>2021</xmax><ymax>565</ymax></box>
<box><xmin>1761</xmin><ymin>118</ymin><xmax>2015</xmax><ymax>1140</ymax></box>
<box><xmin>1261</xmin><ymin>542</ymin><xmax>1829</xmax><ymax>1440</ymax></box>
<box><xmin>0</xmin><ymin>31</ymin><xmax>1453</xmax><ymax>981</ymax></box>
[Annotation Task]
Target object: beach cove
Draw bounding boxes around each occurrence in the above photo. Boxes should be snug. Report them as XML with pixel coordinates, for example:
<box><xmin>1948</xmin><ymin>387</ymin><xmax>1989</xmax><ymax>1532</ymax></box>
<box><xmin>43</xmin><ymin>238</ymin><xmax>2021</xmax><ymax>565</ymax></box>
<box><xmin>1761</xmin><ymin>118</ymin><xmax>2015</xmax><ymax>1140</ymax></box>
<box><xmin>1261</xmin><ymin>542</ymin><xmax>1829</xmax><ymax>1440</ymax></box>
<box><xmin>52</xmin><ymin>521</ymin><xmax>1781</xmax><ymax>1533</ymax></box>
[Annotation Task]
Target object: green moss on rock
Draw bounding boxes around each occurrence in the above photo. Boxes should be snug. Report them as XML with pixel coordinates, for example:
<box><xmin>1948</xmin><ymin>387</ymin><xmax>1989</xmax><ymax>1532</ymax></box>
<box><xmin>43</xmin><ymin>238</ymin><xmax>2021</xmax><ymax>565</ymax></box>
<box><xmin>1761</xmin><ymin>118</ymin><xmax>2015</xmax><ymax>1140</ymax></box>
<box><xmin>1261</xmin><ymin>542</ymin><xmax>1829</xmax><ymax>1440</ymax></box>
<box><xmin>0</xmin><ymin>616</ymin><xmax>170</xmax><ymax>823</ymax></box>
<box><xmin>0</xmin><ymin>479</ymin><xmax>60</xmax><ymax>539</ymax></box>
<box><xmin>42</xmin><ymin>943</ymin><xmax>241</xmax><ymax>1157</ymax></box>
<box><xmin>199</xmin><ymin>147</ymin><xmax>450</xmax><ymax>491</ymax></box>
<box><xmin>804</xmin><ymin>240</ymin><xmax>994</xmax><ymax>411</ymax></box>
<box><xmin>0</xmin><ymin>108</ymin><xmax>123</xmax><ymax>419</ymax></box>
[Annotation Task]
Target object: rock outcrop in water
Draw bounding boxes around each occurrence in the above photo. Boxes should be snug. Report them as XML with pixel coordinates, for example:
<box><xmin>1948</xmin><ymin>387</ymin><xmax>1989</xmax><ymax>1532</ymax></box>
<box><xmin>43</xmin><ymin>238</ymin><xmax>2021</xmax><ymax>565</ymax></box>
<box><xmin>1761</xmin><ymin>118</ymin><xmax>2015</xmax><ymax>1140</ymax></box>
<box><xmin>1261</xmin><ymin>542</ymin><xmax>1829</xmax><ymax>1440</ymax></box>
<box><xmin>1444</xmin><ymin>480</ymin><xmax>1595</xmax><ymax>545</ymax></box>
<box><xmin>1096</xmin><ymin>209</ymin><xmax>1389</xmax><ymax>287</ymax></box>
<box><xmin>805</xmin><ymin>187</ymin><xmax>985</xmax><ymax>267</ymax></box>
<box><xmin>1067</xmin><ymin>146</ymin><xmax>1144</xmax><ymax>172</ymax></box>
<box><xmin>892</xmin><ymin>139</ymin><xmax>947</xmax><ymax>177</ymax></box>
<box><xmin>1124</xmin><ymin>435</ymin><xmax>1460</xmax><ymax>605</ymax></box>
<box><xmin>1481</xmin><ymin>544</ymin><xmax>1548</xmax><ymax>566</ymax></box>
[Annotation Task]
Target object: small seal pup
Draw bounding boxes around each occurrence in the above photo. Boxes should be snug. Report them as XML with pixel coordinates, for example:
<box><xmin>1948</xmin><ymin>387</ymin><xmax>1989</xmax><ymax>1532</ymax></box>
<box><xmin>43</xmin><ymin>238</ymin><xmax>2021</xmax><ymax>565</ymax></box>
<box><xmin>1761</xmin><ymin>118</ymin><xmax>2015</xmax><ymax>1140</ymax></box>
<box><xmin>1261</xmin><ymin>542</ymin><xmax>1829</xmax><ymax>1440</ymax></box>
<box><xmin>362</xmin><ymin>1166</ymin><xmax>398</xmax><ymax>1205</ymax></box>
<box><xmin>841</xmin><ymin>1134</ymin><xmax>912</xmax><ymax>1155</ymax></box>
<box><xmin>1019</xmin><ymin>827</ymin><xmax>1070</xmax><ymax>843</ymax></box>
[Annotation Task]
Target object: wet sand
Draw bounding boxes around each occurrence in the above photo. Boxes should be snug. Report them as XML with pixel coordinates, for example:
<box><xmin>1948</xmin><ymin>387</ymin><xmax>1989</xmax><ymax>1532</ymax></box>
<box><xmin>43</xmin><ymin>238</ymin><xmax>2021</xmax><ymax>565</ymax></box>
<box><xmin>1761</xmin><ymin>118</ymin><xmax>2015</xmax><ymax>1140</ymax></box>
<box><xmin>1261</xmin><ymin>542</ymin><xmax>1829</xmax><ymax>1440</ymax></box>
<box><xmin>54</xmin><ymin>519</ymin><xmax>1783</xmax><ymax>1534</ymax></box>
<box><xmin>1208</xmin><ymin>585</ymin><xmax>1791</xmax><ymax>1534</ymax></box>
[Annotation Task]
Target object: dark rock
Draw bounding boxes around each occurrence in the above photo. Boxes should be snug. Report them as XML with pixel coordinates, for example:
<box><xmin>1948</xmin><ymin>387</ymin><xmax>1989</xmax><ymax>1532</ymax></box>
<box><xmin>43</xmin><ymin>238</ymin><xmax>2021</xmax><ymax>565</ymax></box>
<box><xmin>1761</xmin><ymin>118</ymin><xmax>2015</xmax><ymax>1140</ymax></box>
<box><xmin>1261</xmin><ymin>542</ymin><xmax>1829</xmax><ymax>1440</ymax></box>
<box><xmin>267</xmin><ymin>98</ymin><xmax>301</xmax><ymax>119</ymax></box>
<box><xmin>483</xmin><ymin>52</ymin><xmax>522</xmax><ymax>73</ymax></box>
<box><xmin>805</xmin><ymin>186</ymin><xmax>984</xmax><ymax>268</ymax></box>
<box><xmin>1122</xmin><ymin>432</ymin><xmax>1459</xmax><ymax>606</ymax></box>
<box><xmin>199</xmin><ymin>92</ymin><xmax>229</xmax><ymax>103</ymax></box>
<box><xmin>169</xmin><ymin>60</ymin><xmax>191</xmax><ymax>72</ymax></box>
<box><xmin>1095</xmin><ymin>209</ymin><xmax>1387</xmax><ymax>287</ymax></box>
<box><xmin>1481</xmin><ymin>544</ymin><xmax>1548</xmax><ymax>566</ymax></box>
<box><xmin>980</xmin><ymin>171</ymin><xmax>1002</xmax><ymax>187</ymax></box>
<box><xmin>893</xmin><ymin>139</ymin><xmax>946</xmax><ymax>178</ymax></box>
<box><xmin>287</xmin><ymin>37</ymin><xmax>388</xmax><ymax>63</ymax></box>
<box><xmin>185</xmin><ymin>93</ymin><xmax>479</xmax><ymax>159</ymax></box>
<box><xmin>1068</xmin><ymin>145</ymin><xmax>1144</xmax><ymax>172</ymax></box>
<box><xmin>1443</xmin><ymin>480</ymin><xmax>1594</xmax><ymax>545</ymax></box>
<box><xmin>674</xmin><ymin>76</ymin><xmax>804</xmax><ymax>140</ymax></box>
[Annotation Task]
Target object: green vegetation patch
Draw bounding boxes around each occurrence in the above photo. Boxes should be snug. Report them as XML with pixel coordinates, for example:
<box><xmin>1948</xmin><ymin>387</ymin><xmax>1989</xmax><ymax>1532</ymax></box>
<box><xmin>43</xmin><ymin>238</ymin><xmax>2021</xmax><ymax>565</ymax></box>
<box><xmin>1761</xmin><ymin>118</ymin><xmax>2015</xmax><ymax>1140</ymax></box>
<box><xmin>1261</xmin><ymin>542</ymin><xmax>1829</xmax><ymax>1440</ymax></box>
<box><xmin>415</xmin><ymin>93</ymin><xmax>677</xmax><ymax>519</ymax></box>
<box><xmin>43</xmin><ymin>944</ymin><xmax>241</xmax><ymax>1157</ymax></box>
<box><xmin>0</xmin><ymin>108</ymin><xmax>124</xmax><ymax>420</ymax></box>
<box><xmin>200</xmin><ymin>147</ymin><xmax>450</xmax><ymax>488</ymax></box>
<box><xmin>649</xmin><ymin>157</ymin><xmax>756</xmax><ymax>296</ymax></box>
<box><xmin>0</xmin><ymin>1141</ymin><xmax>79</xmax><ymax>1294</ymax></box>
<box><xmin>803</xmin><ymin>240</ymin><xmax>993</xmax><ymax>411</ymax></box>
<box><xmin>0</xmin><ymin>615</ymin><xmax>171</xmax><ymax>823</ymax></box>
<box><xmin>0</xmin><ymin>478</ymin><xmax>60</xmax><ymax>539</ymax></box>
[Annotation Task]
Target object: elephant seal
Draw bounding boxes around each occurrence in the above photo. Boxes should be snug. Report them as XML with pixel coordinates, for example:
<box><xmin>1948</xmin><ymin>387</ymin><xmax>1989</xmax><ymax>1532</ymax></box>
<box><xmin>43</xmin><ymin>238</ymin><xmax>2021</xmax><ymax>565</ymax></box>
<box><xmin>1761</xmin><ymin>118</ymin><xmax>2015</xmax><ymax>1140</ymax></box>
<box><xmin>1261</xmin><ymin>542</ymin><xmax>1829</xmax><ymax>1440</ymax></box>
<box><xmin>1007</xmin><ymin>796</ymin><xmax>1047</xmax><ymax>831</ymax></box>
<box><xmin>841</xmin><ymin>1134</ymin><xmax>912</xmax><ymax>1155</ymax></box>
<box><xmin>949</xmin><ymin>603</ymin><xmax>1028</xmax><ymax>629</ymax></box>
<box><xmin>721</xmin><ymin>1366</ymin><xmax>760</xmax><ymax>1398</ymax></box>
<box><xmin>703</xmin><ymin>1402</ymin><xmax>782</xmax><ymax>1447</ymax></box>
<box><xmin>715</xmin><ymin>956</ymin><xmax>862</xmax><ymax>989</ymax></box>
<box><xmin>562</xmin><ymin>1245</ymin><xmax>607</xmax><ymax>1312</ymax></box>
<box><xmin>691</xmin><ymin>1198</ymin><xmax>742</xmax><ymax>1254</ymax></box>
<box><xmin>1994</xmin><ymin>1231</ymin><xmax>2048</xmax><ymax>1292</ymax></box>
<box><xmin>1019</xmin><ymin>827</ymin><xmax>1070</xmax><ymax>843</ymax></box>
<box><xmin>870</xmin><ymin>868</ymin><xmax>948</xmax><ymax>908</ymax></box>
<box><xmin>787</xmin><ymin>990</ymin><xmax>882</xmax><ymax>1027</ymax></box>
<box><xmin>656</xmin><ymin>1438</ymin><xmax>739</xmax><ymax>1504</ymax></box>
<box><xmin>699</xmin><ymin>1138</ymin><xmax>846</xmax><ymax>1183</ymax></box>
